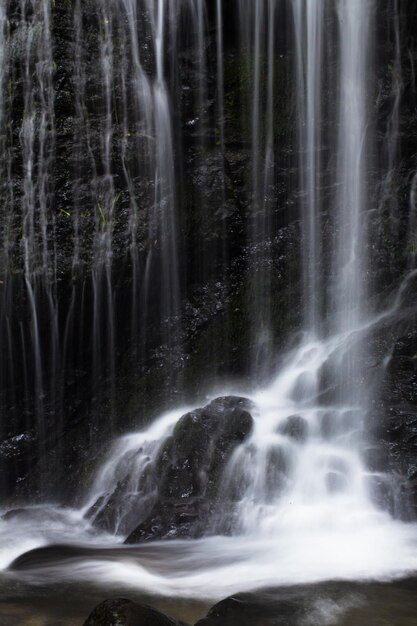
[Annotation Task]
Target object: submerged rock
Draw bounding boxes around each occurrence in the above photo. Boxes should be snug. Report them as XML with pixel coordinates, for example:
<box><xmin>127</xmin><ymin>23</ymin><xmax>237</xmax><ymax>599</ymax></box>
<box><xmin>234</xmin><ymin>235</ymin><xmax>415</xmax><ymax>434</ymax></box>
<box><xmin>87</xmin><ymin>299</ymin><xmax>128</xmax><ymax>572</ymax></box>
<box><xmin>279</xmin><ymin>415</ymin><xmax>308</xmax><ymax>442</ymax></box>
<box><xmin>124</xmin><ymin>396</ymin><xmax>254</xmax><ymax>543</ymax></box>
<box><xmin>194</xmin><ymin>594</ymin><xmax>305</xmax><ymax>626</ymax></box>
<box><xmin>82</xmin><ymin>599</ymin><xmax>182</xmax><ymax>626</ymax></box>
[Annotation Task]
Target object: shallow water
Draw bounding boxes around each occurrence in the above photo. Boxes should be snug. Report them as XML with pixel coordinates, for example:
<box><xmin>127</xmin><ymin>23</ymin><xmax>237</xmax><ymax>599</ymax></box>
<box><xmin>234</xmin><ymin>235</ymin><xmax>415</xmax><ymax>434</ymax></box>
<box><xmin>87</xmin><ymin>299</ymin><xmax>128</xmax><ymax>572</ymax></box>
<box><xmin>2</xmin><ymin>567</ymin><xmax>417</xmax><ymax>625</ymax></box>
<box><xmin>2</xmin><ymin>503</ymin><xmax>417</xmax><ymax>621</ymax></box>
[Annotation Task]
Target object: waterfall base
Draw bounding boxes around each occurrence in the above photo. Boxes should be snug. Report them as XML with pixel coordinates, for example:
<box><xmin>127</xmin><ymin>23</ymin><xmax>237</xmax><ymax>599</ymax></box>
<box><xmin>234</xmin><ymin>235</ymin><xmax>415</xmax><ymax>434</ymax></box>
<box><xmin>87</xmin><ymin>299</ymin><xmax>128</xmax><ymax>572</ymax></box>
<box><xmin>2</xmin><ymin>528</ymin><xmax>417</xmax><ymax>626</ymax></box>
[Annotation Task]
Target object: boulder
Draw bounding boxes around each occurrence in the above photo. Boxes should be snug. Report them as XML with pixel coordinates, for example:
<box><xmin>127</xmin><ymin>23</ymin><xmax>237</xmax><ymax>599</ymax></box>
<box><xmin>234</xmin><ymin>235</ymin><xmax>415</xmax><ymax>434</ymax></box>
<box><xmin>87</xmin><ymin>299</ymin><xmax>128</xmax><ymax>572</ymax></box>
<box><xmin>124</xmin><ymin>396</ymin><xmax>254</xmax><ymax>543</ymax></box>
<box><xmin>195</xmin><ymin>579</ymin><xmax>417</xmax><ymax>626</ymax></box>
<box><xmin>82</xmin><ymin>599</ymin><xmax>182</xmax><ymax>626</ymax></box>
<box><xmin>278</xmin><ymin>415</ymin><xmax>308</xmax><ymax>442</ymax></box>
<box><xmin>194</xmin><ymin>594</ymin><xmax>305</xmax><ymax>626</ymax></box>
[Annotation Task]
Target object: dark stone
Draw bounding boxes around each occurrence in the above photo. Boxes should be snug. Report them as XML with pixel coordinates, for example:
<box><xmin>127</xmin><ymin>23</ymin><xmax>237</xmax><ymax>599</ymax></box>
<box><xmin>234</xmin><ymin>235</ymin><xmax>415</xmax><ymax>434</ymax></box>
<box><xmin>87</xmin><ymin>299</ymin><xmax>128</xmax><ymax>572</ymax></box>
<box><xmin>368</xmin><ymin>329</ymin><xmax>417</xmax><ymax>517</ymax></box>
<box><xmin>82</xmin><ymin>599</ymin><xmax>182</xmax><ymax>626</ymax></box>
<box><xmin>124</xmin><ymin>396</ymin><xmax>254</xmax><ymax>543</ymax></box>
<box><xmin>10</xmin><ymin>544</ymin><xmax>96</xmax><ymax>571</ymax></box>
<box><xmin>279</xmin><ymin>415</ymin><xmax>308</xmax><ymax>442</ymax></box>
<box><xmin>0</xmin><ymin>431</ymin><xmax>37</xmax><ymax>498</ymax></box>
<box><xmin>194</xmin><ymin>594</ymin><xmax>305</xmax><ymax>626</ymax></box>
<box><xmin>0</xmin><ymin>432</ymin><xmax>36</xmax><ymax>460</ymax></box>
<box><xmin>88</xmin><ymin>476</ymin><xmax>131</xmax><ymax>533</ymax></box>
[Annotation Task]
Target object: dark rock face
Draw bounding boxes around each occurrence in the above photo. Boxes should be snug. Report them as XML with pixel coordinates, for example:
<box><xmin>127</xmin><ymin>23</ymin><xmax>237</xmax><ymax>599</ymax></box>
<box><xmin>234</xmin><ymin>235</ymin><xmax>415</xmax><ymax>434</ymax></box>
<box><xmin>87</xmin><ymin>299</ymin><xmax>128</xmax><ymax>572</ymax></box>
<box><xmin>124</xmin><ymin>396</ymin><xmax>254</xmax><ymax>543</ymax></box>
<box><xmin>82</xmin><ymin>599</ymin><xmax>182</xmax><ymax>626</ymax></box>
<box><xmin>0</xmin><ymin>431</ymin><xmax>37</xmax><ymax>498</ymax></box>
<box><xmin>368</xmin><ymin>329</ymin><xmax>417</xmax><ymax>517</ymax></box>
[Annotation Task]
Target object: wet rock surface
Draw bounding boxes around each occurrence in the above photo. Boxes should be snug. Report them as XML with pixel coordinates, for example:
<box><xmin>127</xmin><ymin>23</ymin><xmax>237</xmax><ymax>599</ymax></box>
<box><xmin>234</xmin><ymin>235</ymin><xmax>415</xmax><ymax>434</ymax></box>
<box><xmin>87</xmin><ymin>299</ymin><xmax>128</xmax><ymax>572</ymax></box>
<box><xmin>124</xmin><ymin>396</ymin><xmax>254</xmax><ymax>543</ymax></box>
<box><xmin>278</xmin><ymin>415</ymin><xmax>309</xmax><ymax>442</ymax></box>
<box><xmin>369</xmin><ymin>328</ymin><xmax>417</xmax><ymax>517</ymax></box>
<box><xmin>82</xmin><ymin>599</ymin><xmax>184</xmax><ymax>626</ymax></box>
<box><xmin>195</xmin><ymin>594</ymin><xmax>305</xmax><ymax>626</ymax></box>
<box><xmin>0</xmin><ymin>431</ymin><xmax>37</xmax><ymax>499</ymax></box>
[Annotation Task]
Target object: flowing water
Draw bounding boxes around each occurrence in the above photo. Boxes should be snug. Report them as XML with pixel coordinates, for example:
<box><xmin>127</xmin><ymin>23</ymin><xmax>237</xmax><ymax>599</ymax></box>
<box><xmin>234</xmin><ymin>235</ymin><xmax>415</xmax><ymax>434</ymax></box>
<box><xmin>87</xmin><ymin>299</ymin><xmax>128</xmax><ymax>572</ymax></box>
<box><xmin>1</xmin><ymin>0</ymin><xmax>417</xmax><ymax>623</ymax></box>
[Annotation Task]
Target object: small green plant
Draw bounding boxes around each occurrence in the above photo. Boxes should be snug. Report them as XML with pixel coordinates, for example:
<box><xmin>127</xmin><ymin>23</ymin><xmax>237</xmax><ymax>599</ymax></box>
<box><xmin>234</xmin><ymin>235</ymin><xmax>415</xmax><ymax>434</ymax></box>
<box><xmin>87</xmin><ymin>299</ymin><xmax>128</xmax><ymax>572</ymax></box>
<box><xmin>97</xmin><ymin>202</ymin><xmax>107</xmax><ymax>226</ymax></box>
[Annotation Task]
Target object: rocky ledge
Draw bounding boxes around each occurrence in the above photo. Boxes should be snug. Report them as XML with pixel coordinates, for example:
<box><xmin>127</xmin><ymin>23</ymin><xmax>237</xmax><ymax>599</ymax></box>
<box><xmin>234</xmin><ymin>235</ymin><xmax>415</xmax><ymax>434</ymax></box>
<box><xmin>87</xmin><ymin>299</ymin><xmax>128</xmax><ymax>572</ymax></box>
<box><xmin>87</xmin><ymin>395</ymin><xmax>254</xmax><ymax>542</ymax></box>
<box><xmin>125</xmin><ymin>395</ymin><xmax>254</xmax><ymax>543</ymax></box>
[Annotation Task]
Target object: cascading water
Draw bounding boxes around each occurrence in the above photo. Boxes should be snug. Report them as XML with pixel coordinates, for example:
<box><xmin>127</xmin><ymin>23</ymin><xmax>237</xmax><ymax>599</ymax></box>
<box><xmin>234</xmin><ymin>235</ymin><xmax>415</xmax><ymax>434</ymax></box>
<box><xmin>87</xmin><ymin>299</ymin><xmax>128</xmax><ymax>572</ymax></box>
<box><xmin>201</xmin><ymin>0</ymin><xmax>379</xmax><ymax>545</ymax></box>
<box><xmin>76</xmin><ymin>0</ymin><xmax>417</xmax><ymax>577</ymax></box>
<box><xmin>1</xmin><ymin>0</ymin><xmax>417</xmax><ymax>621</ymax></box>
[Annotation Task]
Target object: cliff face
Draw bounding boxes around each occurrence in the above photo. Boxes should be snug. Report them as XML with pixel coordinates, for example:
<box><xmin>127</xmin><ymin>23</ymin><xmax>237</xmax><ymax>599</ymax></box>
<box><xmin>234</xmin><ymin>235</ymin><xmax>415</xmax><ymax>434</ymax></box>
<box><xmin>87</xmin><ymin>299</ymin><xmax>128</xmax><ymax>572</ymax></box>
<box><xmin>0</xmin><ymin>0</ymin><xmax>416</xmax><ymax>507</ymax></box>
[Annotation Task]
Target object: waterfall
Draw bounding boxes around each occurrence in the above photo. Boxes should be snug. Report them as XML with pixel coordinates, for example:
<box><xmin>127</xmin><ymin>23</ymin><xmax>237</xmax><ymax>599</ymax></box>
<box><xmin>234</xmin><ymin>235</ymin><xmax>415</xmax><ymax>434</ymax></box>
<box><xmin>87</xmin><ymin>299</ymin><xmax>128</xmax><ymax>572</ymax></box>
<box><xmin>1</xmin><ymin>0</ymin><xmax>417</xmax><ymax>606</ymax></box>
<box><xmin>205</xmin><ymin>0</ymin><xmax>377</xmax><ymax>536</ymax></box>
<box><xmin>80</xmin><ymin>0</ymin><xmax>406</xmax><ymax>558</ymax></box>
